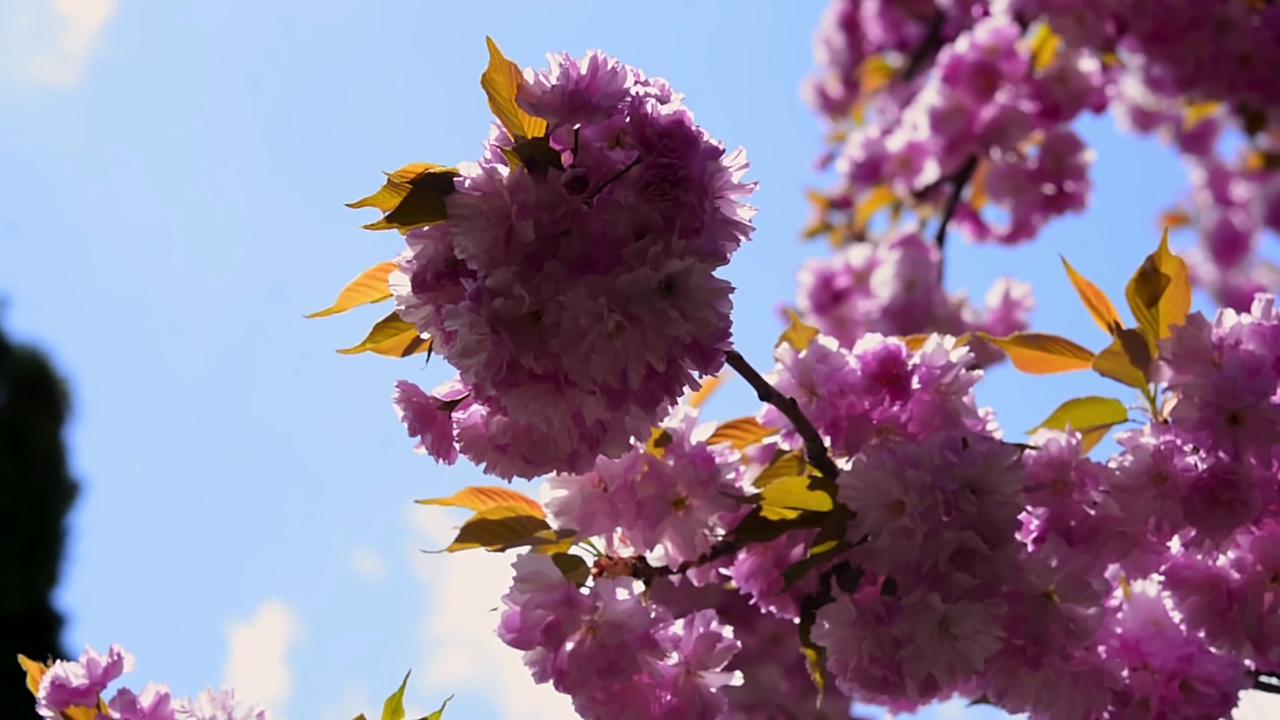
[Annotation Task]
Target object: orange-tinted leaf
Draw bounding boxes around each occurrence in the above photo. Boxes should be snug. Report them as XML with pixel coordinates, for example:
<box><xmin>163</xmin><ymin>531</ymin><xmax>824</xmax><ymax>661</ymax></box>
<box><xmin>1060</xmin><ymin>256</ymin><xmax>1124</xmax><ymax>336</ymax></box>
<box><xmin>968</xmin><ymin>156</ymin><xmax>990</xmax><ymax>210</ymax></box>
<box><xmin>1092</xmin><ymin>331</ymin><xmax>1150</xmax><ymax>389</ymax></box>
<box><xmin>853</xmin><ymin>185</ymin><xmax>897</xmax><ymax>231</ymax></box>
<box><xmin>1125</xmin><ymin>229</ymin><xmax>1192</xmax><ymax>341</ymax></box>
<box><xmin>337</xmin><ymin>312</ymin><xmax>433</xmax><ymax>358</ymax></box>
<box><xmin>976</xmin><ymin>332</ymin><xmax>1094</xmax><ymax>374</ymax></box>
<box><xmin>707</xmin><ymin>417</ymin><xmax>777</xmax><ymax>450</ymax></box>
<box><xmin>1158</xmin><ymin>208</ymin><xmax>1192</xmax><ymax>230</ymax></box>
<box><xmin>1244</xmin><ymin>150</ymin><xmax>1280</xmax><ymax>173</ymax></box>
<box><xmin>760</xmin><ymin>476</ymin><xmax>834</xmax><ymax>520</ymax></box>
<box><xmin>687</xmin><ymin>370</ymin><xmax>730</xmax><ymax>409</ymax></box>
<box><xmin>481</xmin><ymin>37</ymin><xmax>547</xmax><ymax>141</ymax></box>
<box><xmin>17</xmin><ymin>654</ymin><xmax>49</xmax><ymax>696</ymax></box>
<box><xmin>416</xmin><ymin>486</ymin><xmax>544</xmax><ymax>518</ymax></box>
<box><xmin>753</xmin><ymin>449</ymin><xmax>810</xmax><ymax>489</ymax></box>
<box><xmin>777</xmin><ymin>309</ymin><xmax>820</xmax><ymax>352</ymax></box>
<box><xmin>307</xmin><ymin>261</ymin><xmax>397</xmax><ymax>318</ymax></box>
<box><xmin>900</xmin><ymin>333</ymin><xmax>971</xmax><ymax>352</ymax></box>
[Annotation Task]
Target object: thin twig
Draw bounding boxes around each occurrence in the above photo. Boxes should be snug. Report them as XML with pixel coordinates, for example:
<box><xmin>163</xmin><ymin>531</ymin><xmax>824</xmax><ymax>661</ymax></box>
<box><xmin>724</xmin><ymin>350</ymin><xmax>840</xmax><ymax>481</ymax></box>
<box><xmin>934</xmin><ymin>155</ymin><xmax>978</xmax><ymax>252</ymax></box>
<box><xmin>584</xmin><ymin>155</ymin><xmax>642</xmax><ymax>203</ymax></box>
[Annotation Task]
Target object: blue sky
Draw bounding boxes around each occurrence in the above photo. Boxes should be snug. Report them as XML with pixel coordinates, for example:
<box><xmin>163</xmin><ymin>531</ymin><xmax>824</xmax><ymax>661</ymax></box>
<box><xmin>2</xmin><ymin>2</ymin><xmax>1274</xmax><ymax>719</ymax></box>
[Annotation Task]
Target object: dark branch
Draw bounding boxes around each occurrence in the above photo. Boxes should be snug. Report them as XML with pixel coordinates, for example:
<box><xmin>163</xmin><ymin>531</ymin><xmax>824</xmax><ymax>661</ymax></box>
<box><xmin>934</xmin><ymin>154</ymin><xmax>978</xmax><ymax>251</ymax></box>
<box><xmin>1254</xmin><ymin>671</ymin><xmax>1280</xmax><ymax>694</ymax></box>
<box><xmin>724</xmin><ymin>350</ymin><xmax>840</xmax><ymax>481</ymax></box>
<box><xmin>903</xmin><ymin>11</ymin><xmax>947</xmax><ymax>81</ymax></box>
<box><xmin>584</xmin><ymin>154</ymin><xmax>642</xmax><ymax>203</ymax></box>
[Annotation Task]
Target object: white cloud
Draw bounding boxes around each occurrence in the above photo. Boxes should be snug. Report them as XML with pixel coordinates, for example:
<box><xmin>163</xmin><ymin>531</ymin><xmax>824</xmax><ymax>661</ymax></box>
<box><xmin>406</xmin><ymin>503</ymin><xmax>577</xmax><ymax>720</ymax></box>
<box><xmin>223</xmin><ymin>599</ymin><xmax>300</xmax><ymax>718</ymax></box>
<box><xmin>0</xmin><ymin>0</ymin><xmax>116</xmax><ymax>86</ymax></box>
<box><xmin>350</xmin><ymin>546</ymin><xmax>389</xmax><ymax>583</ymax></box>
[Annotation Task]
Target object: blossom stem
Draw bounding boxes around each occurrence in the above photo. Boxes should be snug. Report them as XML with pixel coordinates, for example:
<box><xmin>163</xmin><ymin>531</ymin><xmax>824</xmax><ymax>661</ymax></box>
<box><xmin>584</xmin><ymin>154</ymin><xmax>643</xmax><ymax>202</ymax></box>
<box><xmin>724</xmin><ymin>350</ymin><xmax>840</xmax><ymax>481</ymax></box>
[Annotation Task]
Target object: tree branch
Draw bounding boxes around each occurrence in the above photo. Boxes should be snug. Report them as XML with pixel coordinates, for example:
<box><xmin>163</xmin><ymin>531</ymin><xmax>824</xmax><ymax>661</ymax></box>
<box><xmin>934</xmin><ymin>154</ymin><xmax>978</xmax><ymax>251</ymax></box>
<box><xmin>724</xmin><ymin>350</ymin><xmax>840</xmax><ymax>481</ymax></box>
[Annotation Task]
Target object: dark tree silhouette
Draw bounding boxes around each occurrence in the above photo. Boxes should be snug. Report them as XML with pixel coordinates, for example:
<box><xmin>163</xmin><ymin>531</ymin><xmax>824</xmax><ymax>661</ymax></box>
<box><xmin>1</xmin><ymin>318</ymin><xmax>78</xmax><ymax>715</ymax></box>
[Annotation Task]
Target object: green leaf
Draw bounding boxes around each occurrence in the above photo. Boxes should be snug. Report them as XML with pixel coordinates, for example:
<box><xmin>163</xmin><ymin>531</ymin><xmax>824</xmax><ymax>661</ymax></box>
<box><xmin>380</xmin><ymin>671</ymin><xmax>411</xmax><ymax>720</ymax></box>
<box><xmin>760</xmin><ymin>476</ymin><xmax>834</xmax><ymax>521</ymax></box>
<box><xmin>307</xmin><ymin>261</ymin><xmax>397</xmax><ymax>318</ymax></box>
<box><xmin>1060</xmin><ymin>256</ymin><xmax>1123</xmax><ymax>337</ymax></box>
<box><xmin>1029</xmin><ymin>396</ymin><xmax>1129</xmax><ymax>454</ymax></box>
<box><xmin>1125</xmin><ymin>228</ymin><xmax>1192</xmax><ymax>344</ymax></box>
<box><xmin>976</xmin><ymin>332</ymin><xmax>1095</xmax><ymax>374</ymax></box>
<box><xmin>337</xmin><ymin>311</ymin><xmax>433</xmax><ymax>358</ymax></box>
<box><xmin>551</xmin><ymin>553</ymin><xmax>591</xmax><ymax>586</ymax></box>
<box><xmin>422</xmin><ymin>695</ymin><xmax>453</xmax><ymax>720</ymax></box>
<box><xmin>481</xmin><ymin>37</ymin><xmax>547</xmax><ymax>141</ymax></box>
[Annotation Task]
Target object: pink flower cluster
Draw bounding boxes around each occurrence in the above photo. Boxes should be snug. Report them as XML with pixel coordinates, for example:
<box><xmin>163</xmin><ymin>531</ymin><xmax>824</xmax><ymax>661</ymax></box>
<box><xmin>805</xmin><ymin>0</ymin><xmax>1280</xmax><ymax>295</ymax></box>
<box><xmin>492</xmin><ymin>294</ymin><xmax>1280</xmax><ymax>717</ymax></box>
<box><xmin>392</xmin><ymin>50</ymin><xmax>756</xmax><ymax>480</ymax></box>
<box><xmin>809</xmin><ymin>6</ymin><xmax>1105</xmax><ymax>244</ymax></box>
<box><xmin>32</xmin><ymin>644</ymin><xmax>265</xmax><ymax>720</ymax></box>
<box><xmin>795</xmin><ymin>228</ymin><xmax>1033</xmax><ymax>365</ymax></box>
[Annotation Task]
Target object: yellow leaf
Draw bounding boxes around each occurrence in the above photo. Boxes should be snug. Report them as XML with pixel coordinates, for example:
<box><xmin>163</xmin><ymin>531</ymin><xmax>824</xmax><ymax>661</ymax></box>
<box><xmin>1125</xmin><ymin>229</ymin><xmax>1192</xmax><ymax>342</ymax></box>
<box><xmin>425</xmin><ymin>695</ymin><xmax>454</xmax><ymax>720</ymax></box>
<box><xmin>707</xmin><ymin>417</ymin><xmax>777</xmax><ymax>450</ymax></box>
<box><xmin>307</xmin><ymin>261</ymin><xmax>398</xmax><ymax>318</ymax></box>
<box><xmin>1027</xmin><ymin>21</ymin><xmax>1062</xmax><ymax>71</ymax></box>
<box><xmin>1158</xmin><ymin>208</ymin><xmax>1192</xmax><ymax>230</ymax></box>
<box><xmin>481</xmin><ymin>37</ymin><xmax>547</xmax><ymax>141</ymax></box>
<box><xmin>337</xmin><ymin>312</ymin><xmax>433</xmax><ymax>358</ymax></box>
<box><xmin>645</xmin><ymin>427</ymin><xmax>673</xmax><ymax>458</ymax></box>
<box><xmin>760</xmin><ymin>475</ymin><xmax>834</xmax><ymax>520</ymax></box>
<box><xmin>976</xmin><ymin>332</ymin><xmax>1094</xmax><ymax>374</ymax></box>
<box><xmin>853</xmin><ymin>185</ymin><xmax>897</xmax><ymax>231</ymax></box>
<box><xmin>753</xmin><ymin>449</ymin><xmax>810</xmax><ymax>489</ymax></box>
<box><xmin>899</xmin><ymin>333</ymin><xmax>971</xmax><ymax>352</ymax></box>
<box><xmin>687</xmin><ymin>370</ymin><xmax>731</xmax><ymax>409</ymax></box>
<box><xmin>1091</xmin><ymin>329</ymin><xmax>1151</xmax><ymax>389</ymax></box>
<box><xmin>777</xmin><ymin>309</ymin><xmax>820</xmax><ymax>352</ymax></box>
<box><xmin>1028</xmin><ymin>396</ymin><xmax>1128</xmax><ymax>453</ymax></box>
<box><xmin>380</xmin><ymin>671</ymin><xmax>411</xmax><ymax>720</ymax></box>
<box><xmin>1182</xmin><ymin>100</ymin><xmax>1220</xmax><ymax>131</ymax></box>
<box><xmin>351</xmin><ymin>166</ymin><xmax>460</xmax><ymax>234</ymax></box>
<box><xmin>347</xmin><ymin>163</ymin><xmax>444</xmax><ymax>212</ymax></box>
<box><xmin>1060</xmin><ymin>256</ymin><xmax>1124</xmax><ymax>336</ymax></box>
<box><xmin>850</xmin><ymin>55</ymin><xmax>895</xmax><ymax>124</ymax></box>
<box><xmin>17</xmin><ymin>654</ymin><xmax>49</xmax><ymax>696</ymax></box>
<box><xmin>416</xmin><ymin>485</ymin><xmax>544</xmax><ymax>518</ymax></box>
